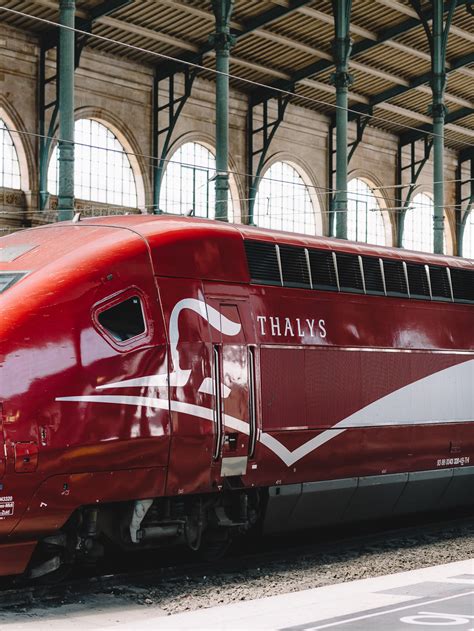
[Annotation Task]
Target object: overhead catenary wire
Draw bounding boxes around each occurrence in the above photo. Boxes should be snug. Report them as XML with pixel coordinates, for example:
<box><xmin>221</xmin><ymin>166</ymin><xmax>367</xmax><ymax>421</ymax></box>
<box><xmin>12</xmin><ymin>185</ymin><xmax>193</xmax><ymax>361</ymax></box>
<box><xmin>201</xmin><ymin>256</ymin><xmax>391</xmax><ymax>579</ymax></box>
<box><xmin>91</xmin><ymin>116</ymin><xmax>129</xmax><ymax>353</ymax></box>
<box><xmin>0</xmin><ymin>196</ymin><xmax>470</xmax><ymax>215</ymax></box>
<box><xmin>0</xmin><ymin>5</ymin><xmax>472</xmax><ymax>209</ymax></box>
<box><xmin>2</xmin><ymin>124</ymin><xmax>473</xmax><ymax>212</ymax></box>
<box><xmin>0</xmin><ymin>4</ymin><xmax>472</xmax><ymax>241</ymax></box>
<box><xmin>0</xmin><ymin>5</ymin><xmax>473</xmax><ymax>149</ymax></box>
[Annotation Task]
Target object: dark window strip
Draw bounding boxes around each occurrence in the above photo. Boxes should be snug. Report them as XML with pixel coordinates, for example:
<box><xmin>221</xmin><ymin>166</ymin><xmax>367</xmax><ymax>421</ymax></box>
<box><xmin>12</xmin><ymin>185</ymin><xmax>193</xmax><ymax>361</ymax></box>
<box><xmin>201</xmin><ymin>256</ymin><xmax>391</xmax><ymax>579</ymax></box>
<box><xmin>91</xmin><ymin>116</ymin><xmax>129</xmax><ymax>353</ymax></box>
<box><xmin>244</xmin><ymin>240</ymin><xmax>472</xmax><ymax>304</ymax></box>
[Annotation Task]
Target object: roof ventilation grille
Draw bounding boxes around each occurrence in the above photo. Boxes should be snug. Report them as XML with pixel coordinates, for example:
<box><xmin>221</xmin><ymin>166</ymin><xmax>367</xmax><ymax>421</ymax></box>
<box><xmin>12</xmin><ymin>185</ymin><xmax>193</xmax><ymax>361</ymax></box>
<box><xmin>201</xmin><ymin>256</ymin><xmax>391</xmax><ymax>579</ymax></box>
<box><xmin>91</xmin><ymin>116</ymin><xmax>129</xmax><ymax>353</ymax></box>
<box><xmin>450</xmin><ymin>268</ymin><xmax>474</xmax><ymax>303</ymax></box>
<box><xmin>244</xmin><ymin>240</ymin><xmax>281</xmax><ymax>285</ymax></box>
<box><xmin>337</xmin><ymin>253</ymin><xmax>364</xmax><ymax>293</ymax></box>
<box><xmin>406</xmin><ymin>263</ymin><xmax>430</xmax><ymax>299</ymax></box>
<box><xmin>430</xmin><ymin>266</ymin><xmax>452</xmax><ymax>301</ymax></box>
<box><xmin>383</xmin><ymin>259</ymin><xmax>408</xmax><ymax>297</ymax></box>
<box><xmin>308</xmin><ymin>249</ymin><xmax>338</xmax><ymax>291</ymax></box>
<box><xmin>362</xmin><ymin>256</ymin><xmax>385</xmax><ymax>294</ymax></box>
<box><xmin>279</xmin><ymin>244</ymin><xmax>311</xmax><ymax>288</ymax></box>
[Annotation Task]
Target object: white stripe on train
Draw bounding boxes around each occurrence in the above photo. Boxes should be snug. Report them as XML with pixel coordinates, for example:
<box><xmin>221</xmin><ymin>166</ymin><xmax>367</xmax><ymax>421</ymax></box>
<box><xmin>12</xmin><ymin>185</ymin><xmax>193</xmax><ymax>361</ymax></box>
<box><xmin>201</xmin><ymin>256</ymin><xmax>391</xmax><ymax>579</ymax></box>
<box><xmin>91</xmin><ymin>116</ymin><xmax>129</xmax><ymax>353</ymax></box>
<box><xmin>57</xmin><ymin>358</ymin><xmax>474</xmax><ymax>467</ymax></box>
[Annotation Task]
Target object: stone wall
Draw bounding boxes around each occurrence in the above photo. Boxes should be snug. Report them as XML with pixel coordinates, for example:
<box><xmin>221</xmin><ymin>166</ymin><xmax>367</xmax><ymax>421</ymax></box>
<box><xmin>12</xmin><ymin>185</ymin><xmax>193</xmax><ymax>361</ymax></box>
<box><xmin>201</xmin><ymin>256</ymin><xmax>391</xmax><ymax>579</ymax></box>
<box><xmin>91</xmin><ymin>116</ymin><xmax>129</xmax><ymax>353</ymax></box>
<box><xmin>0</xmin><ymin>22</ymin><xmax>463</xmax><ymax>254</ymax></box>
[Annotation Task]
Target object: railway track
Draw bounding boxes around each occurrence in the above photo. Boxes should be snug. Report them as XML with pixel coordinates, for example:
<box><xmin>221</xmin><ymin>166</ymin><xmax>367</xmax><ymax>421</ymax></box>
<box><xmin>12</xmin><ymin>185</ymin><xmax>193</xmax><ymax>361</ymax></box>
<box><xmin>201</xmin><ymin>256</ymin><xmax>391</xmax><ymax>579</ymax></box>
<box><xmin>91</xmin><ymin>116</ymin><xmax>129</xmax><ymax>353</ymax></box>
<box><xmin>1</xmin><ymin>510</ymin><xmax>473</xmax><ymax>611</ymax></box>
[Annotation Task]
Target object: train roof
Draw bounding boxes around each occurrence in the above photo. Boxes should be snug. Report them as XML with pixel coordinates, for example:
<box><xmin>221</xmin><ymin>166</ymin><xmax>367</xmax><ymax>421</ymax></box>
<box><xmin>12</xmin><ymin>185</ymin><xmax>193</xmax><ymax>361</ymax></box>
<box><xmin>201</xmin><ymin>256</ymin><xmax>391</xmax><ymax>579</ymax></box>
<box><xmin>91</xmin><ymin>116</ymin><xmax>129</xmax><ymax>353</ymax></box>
<box><xmin>0</xmin><ymin>215</ymin><xmax>473</xmax><ymax>286</ymax></box>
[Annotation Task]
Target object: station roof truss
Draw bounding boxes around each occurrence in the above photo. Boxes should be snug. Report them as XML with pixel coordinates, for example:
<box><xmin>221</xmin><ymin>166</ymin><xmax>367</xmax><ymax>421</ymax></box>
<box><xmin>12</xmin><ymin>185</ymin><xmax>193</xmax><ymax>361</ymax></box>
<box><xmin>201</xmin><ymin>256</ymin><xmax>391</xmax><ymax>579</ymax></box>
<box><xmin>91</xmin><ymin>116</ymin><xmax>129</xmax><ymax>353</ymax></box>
<box><xmin>2</xmin><ymin>0</ymin><xmax>474</xmax><ymax>151</ymax></box>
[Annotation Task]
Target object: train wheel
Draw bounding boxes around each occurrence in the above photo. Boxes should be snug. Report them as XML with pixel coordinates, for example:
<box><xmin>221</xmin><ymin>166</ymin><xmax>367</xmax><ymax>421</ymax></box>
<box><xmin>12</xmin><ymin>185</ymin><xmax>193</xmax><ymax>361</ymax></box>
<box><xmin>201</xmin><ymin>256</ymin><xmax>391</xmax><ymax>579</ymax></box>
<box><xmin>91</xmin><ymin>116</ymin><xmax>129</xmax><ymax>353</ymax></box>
<box><xmin>27</xmin><ymin>531</ymin><xmax>75</xmax><ymax>583</ymax></box>
<box><xmin>30</xmin><ymin>561</ymin><xmax>73</xmax><ymax>585</ymax></box>
<box><xmin>197</xmin><ymin>527</ymin><xmax>232</xmax><ymax>561</ymax></box>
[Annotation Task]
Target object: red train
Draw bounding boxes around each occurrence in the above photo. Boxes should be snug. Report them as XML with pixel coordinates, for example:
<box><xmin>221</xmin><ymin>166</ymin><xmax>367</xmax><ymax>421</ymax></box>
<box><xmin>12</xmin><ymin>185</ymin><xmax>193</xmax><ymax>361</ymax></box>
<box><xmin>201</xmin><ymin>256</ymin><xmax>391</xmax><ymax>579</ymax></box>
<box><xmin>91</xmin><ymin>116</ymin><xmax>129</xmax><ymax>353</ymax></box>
<box><xmin>0</xmin><ymin>215</ymin><xmax>473</xmax><ymax>579</ymax></box>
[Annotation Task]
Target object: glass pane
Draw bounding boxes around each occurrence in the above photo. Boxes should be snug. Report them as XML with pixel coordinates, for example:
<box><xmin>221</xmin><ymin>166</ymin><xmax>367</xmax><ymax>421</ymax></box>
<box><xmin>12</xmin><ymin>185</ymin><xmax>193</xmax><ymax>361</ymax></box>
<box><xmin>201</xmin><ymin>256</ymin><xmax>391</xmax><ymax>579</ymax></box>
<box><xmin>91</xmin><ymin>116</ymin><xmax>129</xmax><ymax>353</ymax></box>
<box><xmin>47</xmin><ymin>119</ymin><xmax>138</xmax><ymax>208</ymax></box>
<box><xmin>0</xmin><ymin>119</ymin><xmax>21</xmax><ymax>189</ymax></box>
<box><xmin>347</xmin><ymin>179</ymin><xmax>385</xmax><ymax>246</ymax></box>
<box><xmin>98</xmin><ymin>296</ymin><xmax>145</xmax><ymax>342</ymax></box>
<box><xmin>402</xmin><ymin>193</ymin><xmax>434</xmax><ymax>253</ymax></box>
<box><xmin>160</xmin><ymin>142</ymin><xmax>235</xmax><ymax>222</ymax></box>
<box><xmin>0</xmin><ymin>272</ymin><xmax>26</xmax><ymax>293</ymax></box>
<box><xmin>254</xmin><ymin>161</ymin><xmax>318</xmax><ymax>235</ymax></box>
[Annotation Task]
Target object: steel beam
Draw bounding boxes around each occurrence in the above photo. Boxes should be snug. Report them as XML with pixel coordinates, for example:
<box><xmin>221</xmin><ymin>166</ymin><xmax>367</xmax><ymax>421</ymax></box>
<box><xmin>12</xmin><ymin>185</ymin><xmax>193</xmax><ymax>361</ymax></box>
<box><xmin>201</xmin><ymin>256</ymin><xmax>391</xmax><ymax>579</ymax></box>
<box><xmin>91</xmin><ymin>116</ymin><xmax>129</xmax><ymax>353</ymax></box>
<box><xmin>211</xmin><ymin>0</ymin><xmax>235</xmax><ymax>222</ymax></box>
<box><xmin>38</xmin><ymin>0</ymin><xmax>132</xmax><ymax>211</ymax></box>
<box><xmin>38</xmin><ymin>45</ymin><xmax>58</xmax><ymax>210</ymax></box>
<box><xmin>399</xmin><ymin>106</ymin><xmax>474</xmax><ymax>146</ymax></box>
<box><xmin>57</xmin><ymin>0</ymin><xmax>75</xmax><ymax>221</ymax></box>
<box><xmin>152</xmin><ymin>68</ymin><xmax>197</xmax><ymax>213</ymax></box>
<box><xmin>250</xmin><ymin>2</ymin><xmax>453</xmax><ymax>105</ymax></box>
<box><xmin>348</xmin><ymin>50</ymin><xmax>474</xmax><ymax>123</ymax></box>
<box><xmin>155</xmin><ymin>0</ymin><xmax>314</xmax><ymax>81</ymax></box>
<box><xmin>460</xmin><ymin>147</ymin><xmax>474</xmax><ymax>163</ymax></box>
<box><xmin>88</xmin><ymin>0</ymin><xmax>133</xmax><ymax>21</ymax></box>
<box><xmin>396</xmin><ymin>137</ymin><xmax>433</xmax><ymax>246</ymax></box>
<box><xmin>247</xmin><ymin>95</ymin><xmax>291</xmax><ymax>225</ymax></box>
<box><xmin>43</xmin><ymin>0</ymin><xmax>133</xmax><ymax>50</ymax></box>
<box><xmin>153</xmin><ymin>2</ymin><xmax>313</xmax><ymax>217</ymax></box>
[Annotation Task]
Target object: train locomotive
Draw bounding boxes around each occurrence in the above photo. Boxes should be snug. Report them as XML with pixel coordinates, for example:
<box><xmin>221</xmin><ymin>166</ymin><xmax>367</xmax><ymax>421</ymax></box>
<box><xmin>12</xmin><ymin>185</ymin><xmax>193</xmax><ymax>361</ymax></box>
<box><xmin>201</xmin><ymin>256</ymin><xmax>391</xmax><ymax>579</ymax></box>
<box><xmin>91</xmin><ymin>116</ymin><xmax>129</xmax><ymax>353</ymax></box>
<box><xmin>0</xmin><ymin>214</ymin><xmax>473</xmax><ymax>579</ymax></box>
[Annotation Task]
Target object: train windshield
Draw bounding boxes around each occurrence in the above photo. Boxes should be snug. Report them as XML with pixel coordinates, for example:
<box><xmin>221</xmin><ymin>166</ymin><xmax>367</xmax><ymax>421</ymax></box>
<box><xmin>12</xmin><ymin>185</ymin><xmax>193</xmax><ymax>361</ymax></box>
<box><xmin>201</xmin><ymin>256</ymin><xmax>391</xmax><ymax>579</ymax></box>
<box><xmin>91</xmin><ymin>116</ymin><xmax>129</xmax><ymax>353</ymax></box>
<box><xmin>0</xmin><ymin>272</ymin><xmax>27</xmax><ymax>294</ymax></box>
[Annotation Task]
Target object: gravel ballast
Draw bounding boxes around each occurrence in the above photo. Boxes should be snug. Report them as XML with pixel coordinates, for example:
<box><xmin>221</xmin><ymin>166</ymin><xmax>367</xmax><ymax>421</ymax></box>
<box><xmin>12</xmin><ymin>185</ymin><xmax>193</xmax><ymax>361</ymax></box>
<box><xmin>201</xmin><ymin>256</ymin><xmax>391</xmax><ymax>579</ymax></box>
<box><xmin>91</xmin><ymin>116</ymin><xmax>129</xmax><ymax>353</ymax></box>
<box><xmin>141</xmin><ymin>521</ymin><xmax>474</xmax><ymax>615</ymax></box>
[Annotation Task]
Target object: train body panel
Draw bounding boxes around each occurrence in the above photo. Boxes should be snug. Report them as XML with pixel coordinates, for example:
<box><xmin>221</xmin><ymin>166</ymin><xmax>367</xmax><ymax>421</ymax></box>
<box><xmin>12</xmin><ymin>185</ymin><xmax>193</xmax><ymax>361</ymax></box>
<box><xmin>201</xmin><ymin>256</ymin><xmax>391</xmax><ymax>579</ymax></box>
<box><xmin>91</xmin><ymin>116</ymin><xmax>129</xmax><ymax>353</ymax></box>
<box><xmin>0</xmin><ymin>215</ymin><xmax>473</xmax><ymax>579</ymax></box>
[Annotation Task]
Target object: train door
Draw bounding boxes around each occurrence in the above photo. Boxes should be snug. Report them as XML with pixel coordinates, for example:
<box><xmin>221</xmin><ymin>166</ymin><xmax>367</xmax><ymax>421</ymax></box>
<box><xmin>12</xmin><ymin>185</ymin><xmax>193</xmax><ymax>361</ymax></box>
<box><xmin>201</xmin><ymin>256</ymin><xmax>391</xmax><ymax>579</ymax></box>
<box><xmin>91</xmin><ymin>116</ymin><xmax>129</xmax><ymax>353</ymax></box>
<box><xmin>206</xmin><ymin>299</ymin><xmax>256</xmax><ymax>477</ymax></box>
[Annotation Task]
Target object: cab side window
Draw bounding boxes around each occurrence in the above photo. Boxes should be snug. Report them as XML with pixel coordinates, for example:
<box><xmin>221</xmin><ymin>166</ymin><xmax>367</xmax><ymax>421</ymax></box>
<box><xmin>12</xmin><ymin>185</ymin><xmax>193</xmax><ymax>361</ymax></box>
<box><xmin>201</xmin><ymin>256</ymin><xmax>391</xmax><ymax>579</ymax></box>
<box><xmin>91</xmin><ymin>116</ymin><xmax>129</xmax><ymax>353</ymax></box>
<box><xmin>97</xmin><ymin>296</ymin><xmax>145</xmax><ymax>342</ymax></box>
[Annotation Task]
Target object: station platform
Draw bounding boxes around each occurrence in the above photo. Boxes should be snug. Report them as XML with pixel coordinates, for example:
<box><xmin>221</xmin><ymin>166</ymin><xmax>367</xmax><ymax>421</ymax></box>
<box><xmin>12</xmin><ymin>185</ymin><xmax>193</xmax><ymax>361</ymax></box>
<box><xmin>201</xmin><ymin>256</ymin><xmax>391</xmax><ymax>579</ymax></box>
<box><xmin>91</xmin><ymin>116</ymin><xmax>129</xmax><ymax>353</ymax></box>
<box><xmin>159</xmin><ymin>558</ymin><xmax>474</xmax><ymax>630</ymax></box>
<box><xmin>2</xmin><ymin>558</ymin><xmax>473</xmax><ymax>630</ymax></box>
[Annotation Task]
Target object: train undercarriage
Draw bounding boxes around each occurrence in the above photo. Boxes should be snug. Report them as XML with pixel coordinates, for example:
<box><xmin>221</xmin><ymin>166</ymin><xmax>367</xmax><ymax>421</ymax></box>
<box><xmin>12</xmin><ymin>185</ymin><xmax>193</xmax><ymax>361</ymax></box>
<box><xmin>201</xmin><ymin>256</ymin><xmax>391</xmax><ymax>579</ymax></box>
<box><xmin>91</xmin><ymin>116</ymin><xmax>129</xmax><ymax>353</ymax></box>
<box><xmin>28</xmin><ymin>488</ymin><xmax>262</xmax><ymax>580</ymax></box>
<box><xmin>26</xmin><ymin>464</ymin><xmax>474</xmax><ymax>580</ymax></box>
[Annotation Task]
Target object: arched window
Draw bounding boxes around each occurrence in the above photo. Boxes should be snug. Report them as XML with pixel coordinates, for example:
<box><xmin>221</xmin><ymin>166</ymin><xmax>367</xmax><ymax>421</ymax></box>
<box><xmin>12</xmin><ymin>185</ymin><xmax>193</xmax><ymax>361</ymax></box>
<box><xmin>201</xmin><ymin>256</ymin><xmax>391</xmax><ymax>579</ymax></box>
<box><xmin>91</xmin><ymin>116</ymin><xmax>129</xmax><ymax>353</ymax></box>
<box><xmin>160</xmin><ymin>142</ymin><xmax>234</xmax><ymax>221</ymax></box>
<box><xmin>0</xmin><ymin>119</ymin><xmax>21</xmax><ymax>189</ymax></box>
<box><xmin>254</xmin><ymin>161</ymin><xmax>318</xmax><ymax>234</ymax></box>
<box><xmin>48</xmin><ymin>119</ymin><xmax>138</xmax><ymax>207</ymax></box>
<box><xmin>402</xmin><ymin>192</ymin><xmax>435</xmax><ymax>253</ymax></box>
<box><xmin>347</xmin><ymin>178</ymin><xmax>386</xmax><ymax>245</ymax></box>
<box><xmin>462</xmin><ymin>213</ymin><xmax>474</xmax><ymax>259</ymax></box>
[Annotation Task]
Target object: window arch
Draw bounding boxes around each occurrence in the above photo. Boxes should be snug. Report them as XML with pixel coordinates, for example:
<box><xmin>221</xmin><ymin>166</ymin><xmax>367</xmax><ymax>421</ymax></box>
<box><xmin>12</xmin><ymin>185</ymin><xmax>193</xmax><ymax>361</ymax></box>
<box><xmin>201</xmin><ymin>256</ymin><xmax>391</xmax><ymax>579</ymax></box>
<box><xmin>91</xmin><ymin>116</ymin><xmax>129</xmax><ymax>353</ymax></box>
<box><xmin>347</xmin><ymin>178</ymin><xmax>386</xmax><ymax>245</ymax></box>
<box><xmin>48</xmin><ymin>118</ymin><xmax>138</xmax><ymax>207</ymax></box>
<box><xmin>462</xmin><ymin>212</ymin><xmax>474</xmax><ymax>258</ymax></box>
<box><xmin>0</xmin><ymin>119</ymin><xmax>21</xmax><ymax>189</ymax></box>
<box><xmin>402</xmin><ymin>192</ymin><xmax>435</xmax><ymax>253</ymax></box>
<box><xmin>160</xmin><ymin>141</ymin><xmax>235</xmax><ymax>221</ymax></box>
<box><xmin>254</xmin><ymin>161</ymin><xmax>318</xmax><ymax>235</ymax></box>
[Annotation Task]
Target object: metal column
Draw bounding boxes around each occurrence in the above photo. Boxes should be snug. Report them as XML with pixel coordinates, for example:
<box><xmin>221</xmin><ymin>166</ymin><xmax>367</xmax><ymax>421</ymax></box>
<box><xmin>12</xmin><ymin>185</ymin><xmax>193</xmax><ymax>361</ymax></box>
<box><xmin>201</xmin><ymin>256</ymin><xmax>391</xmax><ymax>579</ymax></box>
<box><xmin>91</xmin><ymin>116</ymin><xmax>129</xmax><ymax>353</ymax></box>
<box><xmin>331</xmin><ymin>0</ymin><xmax>353</xmax><ymax>239</ymax></box>
<box><xmin>411</xmin><ymin>0</ymin><xmax>458</xmax><ymax>253</ymax></box>
<box><xmin>211</xmin><ymin>0</ymin><xmax>234</xmax><ymax>222</ymax></box>
<box><xmin>431</xmin><ymin>0</ymin><xmax>448</xmax><ymax>253</ymax></box>
<box><xmin>37</xmin><ymin>1</ymin><xmax>132</xmax><ymax>212</ymax></box>
<box><xmin>57</xmin><ymin>0</ymin><xmax>75</xmax><ymax>221</ymax></box>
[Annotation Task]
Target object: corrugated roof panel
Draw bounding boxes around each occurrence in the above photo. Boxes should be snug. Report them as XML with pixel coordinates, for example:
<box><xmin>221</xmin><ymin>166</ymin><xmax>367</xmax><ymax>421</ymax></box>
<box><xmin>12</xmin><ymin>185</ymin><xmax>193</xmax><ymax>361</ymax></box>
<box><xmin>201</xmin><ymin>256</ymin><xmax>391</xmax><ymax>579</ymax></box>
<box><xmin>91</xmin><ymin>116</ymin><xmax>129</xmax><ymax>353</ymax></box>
<box><xmin>0</xmin><ymin>0</ymin><xmax>471</xmax><ymax>152</ymax></box>
<box><xmin>232</xmin><ymin>0</ymin><xmax>280</xmax><ymax>21</ymax></box>
<box><xmin>355</xmin><ymin>47</ymin><xmax>429</xmax><ymax>81</ymax></box>
<box><xmin>350</xmin><ymin>0</ymin><xmax>410</xmax><ymax>32</ymax></box>
<box><xmin>235</xmin><ymin>38</ymin><xmax>312</xmax><ymax>74</ymax></box>
<box><xmin>447</xmin><ymin>71</ymin><xmax>474</xmax><ymax>101</ymax></box>
<box><xmin>445</xmin><ymin>33</ymin><xmax>474</xmax><ymax>60</ymax></box>
<box><xmin>270</xmin><ymin>12</ymin><xmax>334</xmax><ymax>48</ymax></box>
